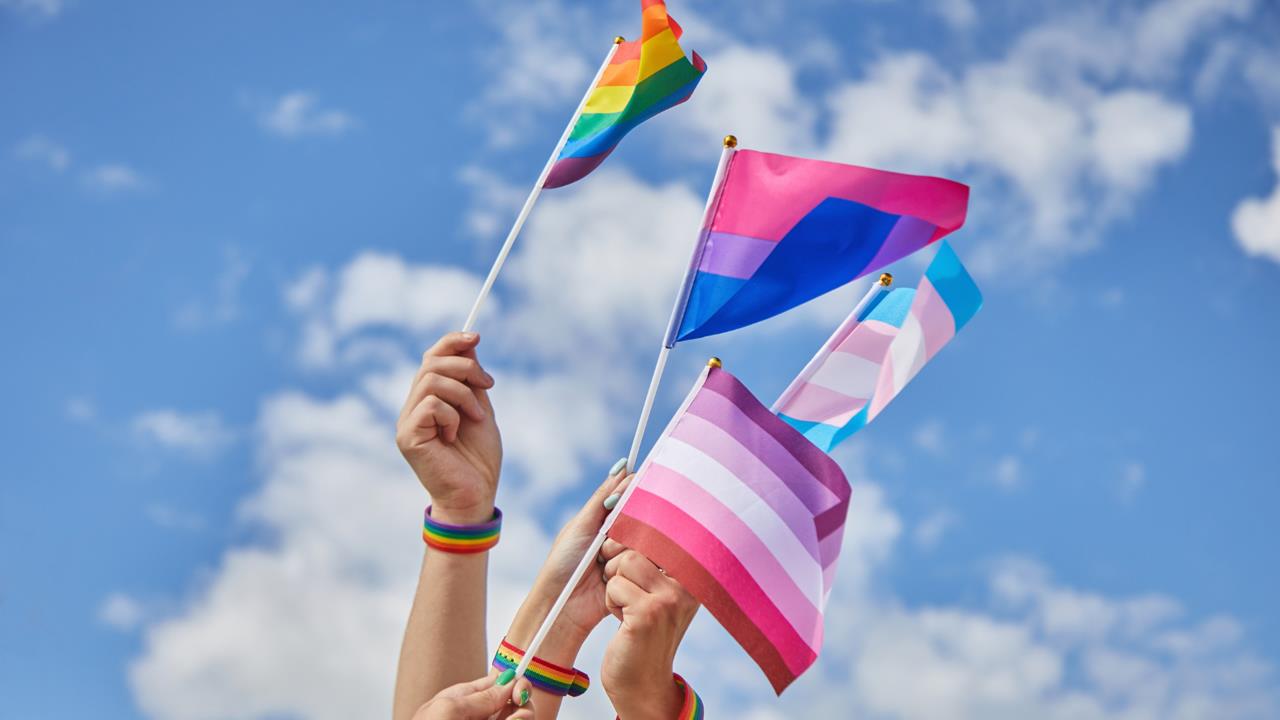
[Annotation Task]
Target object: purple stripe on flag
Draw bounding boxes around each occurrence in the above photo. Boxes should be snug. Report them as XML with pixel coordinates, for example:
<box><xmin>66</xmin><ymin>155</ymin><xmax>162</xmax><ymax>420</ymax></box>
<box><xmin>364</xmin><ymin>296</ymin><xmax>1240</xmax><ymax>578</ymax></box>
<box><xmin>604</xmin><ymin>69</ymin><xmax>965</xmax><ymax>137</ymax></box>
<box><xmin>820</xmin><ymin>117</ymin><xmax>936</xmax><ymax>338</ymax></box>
<box><xmin>697</xmin><ymin>231</ymin><xmax>777</xmax><ymax>279</ymax></box>
<box><xmin>670</xmin><ymin>413</ymin><xmax>822</xmax><ymax>561</ymax></box>
<box><xmin>686</xmin><ymin>389</ymin><xmax>837</xmax><ymax>517</ymax></box>
<box><xmin>702</xmin><ymin>368</ymin><xmax>850</xmax><ymax>510</ymax></box>
<box><xmin>863</xmin><ymin>214</ymin><xmax>939</xmax><ymax>273</ymax></box>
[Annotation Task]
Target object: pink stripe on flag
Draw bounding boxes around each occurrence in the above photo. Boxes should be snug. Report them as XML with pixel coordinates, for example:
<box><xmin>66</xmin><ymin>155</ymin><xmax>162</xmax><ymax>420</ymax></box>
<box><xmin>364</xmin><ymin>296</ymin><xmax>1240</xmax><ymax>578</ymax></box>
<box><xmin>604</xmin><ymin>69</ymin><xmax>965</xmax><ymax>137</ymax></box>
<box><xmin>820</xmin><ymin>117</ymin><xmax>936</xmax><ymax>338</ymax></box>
<box><xmin>835</xmin><ymin>319</ymin><xmax>900</xmax><ymax>363</ymax></box>
<box><xmin>711</xmin><ymin>150</ymin><xmax>970</xmax><ymax>242</ymax></box>
<box><xmin>774</xmin><ymin>383</ymin><xmax>866</xmax><ymax>427</ymax></box>
<box><xmin>669</xmin><ymin>413</ymin><xmax>822</xmax><ymax>561</ymax></box>
<box><xmin>642</xmin><ymin>464</ymin><xmax>825</xmax><ymax>650</ymax></box>
<box><xmin>624</xmin><ymin>488</ymin><xmax>820</xmax><ymax>676</ymax></box>
<box><xmin>697</xmin><ymin>231</ymin><xmax>777</xmax><ymax>279</ymax></box>
<box><xmin>687</xmin><ymin>389</ymin><xmax>839</xmax><ymax>516</ymax></box>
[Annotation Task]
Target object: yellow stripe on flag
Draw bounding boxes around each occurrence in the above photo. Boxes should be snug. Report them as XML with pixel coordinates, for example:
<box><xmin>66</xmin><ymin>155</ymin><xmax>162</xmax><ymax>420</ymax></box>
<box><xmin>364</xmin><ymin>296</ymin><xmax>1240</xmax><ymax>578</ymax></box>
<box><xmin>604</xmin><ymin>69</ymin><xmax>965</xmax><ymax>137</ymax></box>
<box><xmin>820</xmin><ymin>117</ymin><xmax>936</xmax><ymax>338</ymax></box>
<box><xmin>637</xmin><ymin>29</ymin><xmax>686</xmax><ymax>83</ymax></box>
<box><xmin>585</xmin><ymin>84</ymin><xmax>636</xmax><ymax>115</ymax></box>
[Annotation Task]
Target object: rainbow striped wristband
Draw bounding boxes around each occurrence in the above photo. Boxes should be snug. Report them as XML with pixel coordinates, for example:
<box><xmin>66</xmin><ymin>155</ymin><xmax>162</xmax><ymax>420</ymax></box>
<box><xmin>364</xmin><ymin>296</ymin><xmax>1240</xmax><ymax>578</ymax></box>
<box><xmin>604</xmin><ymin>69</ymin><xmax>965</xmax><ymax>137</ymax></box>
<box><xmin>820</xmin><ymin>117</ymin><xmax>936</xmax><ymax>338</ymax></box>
<box><xmin>673</xmin><ymin>674</ymin><xmax>704</xmax><ymax>720</ymax></box>
<box><xmin>423</xmin><ymin>506</ymin><xmax>502</xmax><ymax>554</ymax></box>
<box><xmin>492</xmin><ymin>638</ymin><xmax>590</xmax><ymax>697</ymax></box>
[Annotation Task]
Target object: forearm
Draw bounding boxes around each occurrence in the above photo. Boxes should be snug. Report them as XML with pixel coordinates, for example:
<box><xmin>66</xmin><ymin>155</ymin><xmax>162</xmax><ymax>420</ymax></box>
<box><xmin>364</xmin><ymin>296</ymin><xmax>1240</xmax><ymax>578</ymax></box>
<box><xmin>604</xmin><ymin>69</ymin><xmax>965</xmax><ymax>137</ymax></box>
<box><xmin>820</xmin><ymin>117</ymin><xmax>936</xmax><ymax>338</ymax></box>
<box><xmin>392</xmin><ymin>513</ymin><xmax>492</xmax><ymax>720</ymax></box>
<box><xmin>501</xmin><ymin>580</ymin><xmax>591</xmax><ymax>719</ymax></box>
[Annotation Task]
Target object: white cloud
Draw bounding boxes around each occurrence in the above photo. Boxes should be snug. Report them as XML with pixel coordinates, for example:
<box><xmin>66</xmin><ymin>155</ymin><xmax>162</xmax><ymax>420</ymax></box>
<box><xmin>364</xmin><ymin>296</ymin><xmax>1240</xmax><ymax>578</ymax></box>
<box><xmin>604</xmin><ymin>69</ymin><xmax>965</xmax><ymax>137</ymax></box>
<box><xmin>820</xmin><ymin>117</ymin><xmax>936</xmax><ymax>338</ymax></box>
<box><xmin>82</xmin><ymin>163</ymin><xmax>146</xmax><ymax>193</ymax></box>
<box><xmin>174</xmin><ymin>247</ymin><xmax>251</xmax><ymax>330</ymax></box>
<box><xmin>458</xmin><ymin>165</ymin><xmax>526</xmax><ymax>240</ymax></box>
<box><xmin>914</xmin><ymin>509</ymin><xmax>957</xmax><ymax>550</ymax></box>
<box><xmin>994</xmin><ymin>455</ymin><xmax>1022</xmax><ymax>490</ymax></box>
<box><xmin>913</xmin><ymin>419</ymin><xmax>946</xmax><ymax>455</ymax></box>
<box><xmin>824</xmin><ymin>52</ymin><xmax>1191</xmax><ymax>272</ymax></box>
<box><xmin>14</xmin><ymin>134</ymin><xmax>70</xmax><ymax>171</ymax></box>
<box><xmin>146</xmin><ymin>503</ymin><xmax>206</xmax><ymax>533</ymax></box>
<box><xmin>1129</xmin><ymin>0</ymin><xmax>1255</xmax><ymax>81</ymax></box>
<box><xmin>934</xmin><ymin>0</ymin><xmax>977</xmax><ymax>30</ymax></box>
<box><xmin>1119</xmin><ymin>461</ymin><xmax>1147</xmax><ymax>502</ymax></box>
<box><xmin>66</xmin><ymin>396</ymin><xmax>96</xmax><ymax>422</ymax></box>
<box><xmin>668</xmin><ymin>44</ymin><xmax>818</xmax><ymax>159</ymax></box>
<box><xmin>256</xmin><ymin>91</ymin><xmax>356</xmax><ymax>139</ymax></box>
<box><xmin>133</xmin><ymin>410</ymin><xmax>235</xmax><ymax>457</ymax></box>
<box><xmin>100</xmin><ymin>593</ymin><xmax>146</xmax><ymax>632</ymax></box>
<box><xmin>0</xmin><ymin>0</ymin><xmax>63</xmax><ymax>19</ymax></box>
<box><xmin>465</xmin><ymin>0</ymin><xmax>600</xmax><ymax>148</ymax></box>
<box><xmin>1231</xmin><ymin>125</ymin><xmax>1280</xmax><ymax>264</ymax></box>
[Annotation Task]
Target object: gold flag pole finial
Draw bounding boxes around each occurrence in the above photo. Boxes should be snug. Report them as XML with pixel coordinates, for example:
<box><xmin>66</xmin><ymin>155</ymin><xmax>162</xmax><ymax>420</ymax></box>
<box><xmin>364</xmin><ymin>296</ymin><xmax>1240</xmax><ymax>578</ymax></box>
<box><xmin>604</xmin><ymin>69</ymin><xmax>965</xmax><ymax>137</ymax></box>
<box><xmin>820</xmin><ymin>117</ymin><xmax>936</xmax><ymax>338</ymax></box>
<box><xmin>879</xmin><ymin>272</ymin><xmax>893</xmax><ymax>287</ymax></box>
<box><xmin>723</xmin><ymin>135</ymin><xmax>738</xmax><ymax>149</ymax></box>
<box><xmin>707</xmin><ymin>357</ymin><xmax>723</xmax><ymax>369</ymax></box>
<box><xmin>614</xmin><ymin>35</ymin><xmax>626</xmax><ymax>44</ymax></box>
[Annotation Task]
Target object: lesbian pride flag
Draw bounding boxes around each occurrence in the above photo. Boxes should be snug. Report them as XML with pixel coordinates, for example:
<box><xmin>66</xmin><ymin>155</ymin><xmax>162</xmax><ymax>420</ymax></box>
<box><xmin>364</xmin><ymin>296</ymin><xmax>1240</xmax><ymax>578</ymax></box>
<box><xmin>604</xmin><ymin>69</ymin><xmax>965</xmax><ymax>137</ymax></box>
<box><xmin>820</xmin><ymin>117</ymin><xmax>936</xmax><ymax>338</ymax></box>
<box><xmin>774</xmin><ymin>242</ymin><xmax>983</xmax><ymax>451</ymax></box>
<box><xmin>544</xmin><ymin>1</ymin><xmax>706</xmax><ymax>189</ymax></box>
<box><xmin>666</xmin><ymin>149</ymin><xmax>969</xmax><ymax>345</ymax></box>
<box><xmin>607</xmin><ymin>364</ymin><xmax>851</xmax><ymax>694</ymax></box>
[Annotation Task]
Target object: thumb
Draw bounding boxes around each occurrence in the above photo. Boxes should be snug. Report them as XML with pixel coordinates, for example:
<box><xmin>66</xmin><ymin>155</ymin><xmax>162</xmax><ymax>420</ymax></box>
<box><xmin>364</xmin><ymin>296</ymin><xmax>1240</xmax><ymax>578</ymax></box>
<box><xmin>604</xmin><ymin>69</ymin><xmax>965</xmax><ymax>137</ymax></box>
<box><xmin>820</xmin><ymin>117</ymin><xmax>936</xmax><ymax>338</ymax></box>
<box><xmin>451</xmin><ymin>675</ymin><xmax>517</xmax><ymax>719</ymax></box>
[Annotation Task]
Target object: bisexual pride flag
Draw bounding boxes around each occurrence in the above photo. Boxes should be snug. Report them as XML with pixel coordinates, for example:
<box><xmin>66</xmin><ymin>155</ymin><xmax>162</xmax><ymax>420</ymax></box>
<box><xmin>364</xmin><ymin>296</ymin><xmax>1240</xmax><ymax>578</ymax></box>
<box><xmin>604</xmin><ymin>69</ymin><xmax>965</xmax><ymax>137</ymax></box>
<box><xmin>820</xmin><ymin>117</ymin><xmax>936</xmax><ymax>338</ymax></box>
<box><xmin>607</xmin><ymin>363</ymin><xmax>851</xmax><ymax>694</ymax></box>
<box><xmin>666</xmin><ymin>149</ymin><xmax>969</xmax><ymax>345</ymax></box>
<box><xmin>544</xmin><ymin>0</ymin><xmax>706</xmax><ymax>189</ymax></box>
<box><xmin>774</xmin><ymin>242</ymin><xmax>983</xmax><ymax>451</ymax></box>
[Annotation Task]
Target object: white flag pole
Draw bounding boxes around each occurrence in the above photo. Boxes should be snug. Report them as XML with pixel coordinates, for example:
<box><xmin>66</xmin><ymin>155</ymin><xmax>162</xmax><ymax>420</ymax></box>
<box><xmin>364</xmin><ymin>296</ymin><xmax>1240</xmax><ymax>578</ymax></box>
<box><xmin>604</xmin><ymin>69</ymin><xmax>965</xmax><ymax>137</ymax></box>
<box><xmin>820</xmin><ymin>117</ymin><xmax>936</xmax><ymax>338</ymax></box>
<box><xmin>460</xmin><ymin>37</ymin><xmax>624</xmax><ymax>333</ymax></box>
<box><xmin>623</xmin><ymin>134</ymin><xmax>738</xmax><ymax>472</ymax></box>
<box><xmin>511</xmin><ymin>136</ymin><xmax>739</xmax><ymax>682</ymax></box>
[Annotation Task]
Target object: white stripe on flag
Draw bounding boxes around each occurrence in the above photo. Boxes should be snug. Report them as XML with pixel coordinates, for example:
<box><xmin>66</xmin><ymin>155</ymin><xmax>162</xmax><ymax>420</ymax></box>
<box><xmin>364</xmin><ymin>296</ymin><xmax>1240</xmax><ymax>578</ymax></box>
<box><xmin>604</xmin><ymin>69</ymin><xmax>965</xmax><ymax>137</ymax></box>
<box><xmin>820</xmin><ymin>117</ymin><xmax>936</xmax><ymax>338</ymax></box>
<box><xmin>652</xmin><ymin>436</ymin><xmax>825</xmax><ymax>607</ymax></box>
<box><xmin>805</xmin><ymin>349</ymin><xmax>884</xmax><ymax>400</ymax></box>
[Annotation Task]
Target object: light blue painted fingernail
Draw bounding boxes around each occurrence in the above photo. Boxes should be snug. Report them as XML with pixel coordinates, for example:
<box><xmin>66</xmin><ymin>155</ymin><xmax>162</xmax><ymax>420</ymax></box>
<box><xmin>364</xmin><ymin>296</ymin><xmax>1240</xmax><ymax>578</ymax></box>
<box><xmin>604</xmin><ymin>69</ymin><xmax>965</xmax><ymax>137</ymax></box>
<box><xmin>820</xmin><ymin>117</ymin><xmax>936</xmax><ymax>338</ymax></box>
<box><xmin>603</xmin><ymin>493</ymin><xmax>622</xmax><ymax>511</ymax></box>
<box><xmin>609</xmin><ymin>457</ymin><xmax>627</xmax><ymax>476</ymax></box>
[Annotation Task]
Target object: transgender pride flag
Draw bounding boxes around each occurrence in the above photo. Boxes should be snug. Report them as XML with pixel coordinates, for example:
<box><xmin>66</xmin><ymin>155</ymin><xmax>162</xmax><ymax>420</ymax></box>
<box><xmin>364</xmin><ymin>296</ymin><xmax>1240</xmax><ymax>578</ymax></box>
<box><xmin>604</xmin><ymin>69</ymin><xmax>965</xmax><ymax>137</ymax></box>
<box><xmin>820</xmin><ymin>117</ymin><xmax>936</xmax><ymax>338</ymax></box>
<box><xmin>607</xmin><ymin>364</ymin><xmax>851</xmax><ymax>694</ymax></box>
<box><xmin>667</xmin><ymin>149</ymin><xmax>969</xmax><ymax>346</ymax></box>
<box><xmin>774</xmin><ymin>242</ymin><xmax>983</xmax><ymax>451</ymax></box>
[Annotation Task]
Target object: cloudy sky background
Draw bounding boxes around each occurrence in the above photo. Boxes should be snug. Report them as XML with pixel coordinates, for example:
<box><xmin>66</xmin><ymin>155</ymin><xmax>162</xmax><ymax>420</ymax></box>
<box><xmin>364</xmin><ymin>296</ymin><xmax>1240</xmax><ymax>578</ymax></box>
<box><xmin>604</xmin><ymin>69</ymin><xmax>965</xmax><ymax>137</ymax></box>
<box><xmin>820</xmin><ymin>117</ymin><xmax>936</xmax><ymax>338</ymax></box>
<box><xmin>3</xmin><ymin>0</ymin><xmax>1280</xmax><ymax>717</ymax></box>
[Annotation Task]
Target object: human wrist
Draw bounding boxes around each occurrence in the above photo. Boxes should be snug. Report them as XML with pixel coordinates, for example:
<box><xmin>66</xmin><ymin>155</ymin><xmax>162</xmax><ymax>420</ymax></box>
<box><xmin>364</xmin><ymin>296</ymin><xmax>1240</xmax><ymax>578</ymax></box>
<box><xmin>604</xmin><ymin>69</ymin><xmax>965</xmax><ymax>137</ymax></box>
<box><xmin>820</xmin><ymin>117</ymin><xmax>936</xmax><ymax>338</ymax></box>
<box><xmin>506</xmin><ymin>596</ymin><xmax>589</xmax><ymax>667</ymax></box>
<box><xmin>426</xmin><ymin>500</ymin><xmax>495</xmax><ymax>526</ymax></box>
<box><xmin>608</xmin><ymin>673</ymin><xmax>684</xmax><ymax>720</ymax></box>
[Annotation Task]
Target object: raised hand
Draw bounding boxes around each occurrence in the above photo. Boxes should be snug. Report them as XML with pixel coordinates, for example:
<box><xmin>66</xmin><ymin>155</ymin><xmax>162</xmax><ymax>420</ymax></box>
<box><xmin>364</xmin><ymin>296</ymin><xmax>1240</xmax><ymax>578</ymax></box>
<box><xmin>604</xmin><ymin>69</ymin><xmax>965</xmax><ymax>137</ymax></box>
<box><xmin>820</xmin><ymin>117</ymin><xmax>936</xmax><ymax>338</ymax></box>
<box><xmin>599</xmin><ymin>544</ymin><xmax>700</xmax><ymax>720</ymax></box>
<box><xmin>396</xmin><ymin>332</ymin><xmax>502</xmax><ymax>524</ymax></box>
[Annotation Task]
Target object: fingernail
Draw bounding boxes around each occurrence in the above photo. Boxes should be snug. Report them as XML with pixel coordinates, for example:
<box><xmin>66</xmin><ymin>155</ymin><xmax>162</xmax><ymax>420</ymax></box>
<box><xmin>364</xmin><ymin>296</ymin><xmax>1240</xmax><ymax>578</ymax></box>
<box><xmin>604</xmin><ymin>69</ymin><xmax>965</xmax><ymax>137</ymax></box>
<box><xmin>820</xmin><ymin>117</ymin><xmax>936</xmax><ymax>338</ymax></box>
<box><xmin>518</xmin><ymin>689</ymin><xmax>530</xmax><ymax>706</ymax></box>
<box><xmin>461</xmin><ymin>332</ymin><xmax>478</xmax><ymax>342</ymax></box>
<box><xmin>609</xmin><ymin>457</ymin><xmax>627</xmax><ymax>476</ymax></box>
<box><xmin>497</xmin><ymin>669</ymin><xmax>516</xmax><ymax>686</ymax></box>
<box><xmin>603</xmin><ymin>493</ymin><xmax>622</xmax><ymax>511</ymax></box>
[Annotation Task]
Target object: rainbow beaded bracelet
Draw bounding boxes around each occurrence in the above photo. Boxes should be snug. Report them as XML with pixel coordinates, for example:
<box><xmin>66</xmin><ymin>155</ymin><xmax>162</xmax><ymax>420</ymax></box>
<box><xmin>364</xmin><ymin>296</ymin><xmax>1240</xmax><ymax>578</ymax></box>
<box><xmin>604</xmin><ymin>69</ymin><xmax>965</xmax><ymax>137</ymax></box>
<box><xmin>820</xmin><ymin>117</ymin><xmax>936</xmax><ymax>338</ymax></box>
<box><xmin>492</xmin><ymin>638</ymin><xmax>590</xmax><ymax>697</ymax></box>
<box><xmin>423</xmin><ymin>506</ymin><xmax>502</xmax><ymax>554</ymax></box>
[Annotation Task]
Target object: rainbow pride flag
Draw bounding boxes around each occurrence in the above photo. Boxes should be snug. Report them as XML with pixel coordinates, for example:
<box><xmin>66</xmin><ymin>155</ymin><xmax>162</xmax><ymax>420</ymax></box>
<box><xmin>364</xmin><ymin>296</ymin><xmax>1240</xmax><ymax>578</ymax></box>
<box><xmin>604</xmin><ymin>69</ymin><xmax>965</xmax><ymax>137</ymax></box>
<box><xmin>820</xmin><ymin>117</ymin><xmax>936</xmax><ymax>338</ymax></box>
<box><xmin>544</xmin><ymin>0</ymin><xmax>706</xmax><ymax>189</ymax></box>
<box><xmin>608</xmin><ymin>364</ymin><xmax>851</xmax><ymax>694</ymax></box>
<box><xmin>666</xmin><ymin>149</ymin><xmax>969</xmax><ymax>345</ymax></box>
<box><xmin>774</xmin><ymin>242</ymin><xmax>983</xmax><ymax>451</ymax></box>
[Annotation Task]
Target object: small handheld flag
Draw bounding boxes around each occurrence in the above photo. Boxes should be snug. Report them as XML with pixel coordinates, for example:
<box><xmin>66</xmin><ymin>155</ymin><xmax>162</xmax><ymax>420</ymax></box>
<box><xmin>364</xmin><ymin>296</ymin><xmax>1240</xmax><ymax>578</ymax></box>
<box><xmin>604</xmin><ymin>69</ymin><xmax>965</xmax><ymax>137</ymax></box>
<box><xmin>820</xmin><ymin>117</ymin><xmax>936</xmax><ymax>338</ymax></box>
<box><xmin>773</xmin><ymin>242</ymin><xmax>983</xmax><ymax>450</ymax></box>
<box><xmin>666</xmin><ymin>148</ymin><xmax>970</xmax><ymax>346</ymax></box>
<box><xmin>461</xmin><ymin>0</ymin><xmax>706</xmax><ymax>332</ymax></box>
<box><xmin>607</xmin><ymin>362</ymin><xmax>852</xmax><ymax>694</ymax></box>
<box><xmin>544</xmin><ymin>0</ymin><xmax>707</xmax><ymax>189</ymax></box>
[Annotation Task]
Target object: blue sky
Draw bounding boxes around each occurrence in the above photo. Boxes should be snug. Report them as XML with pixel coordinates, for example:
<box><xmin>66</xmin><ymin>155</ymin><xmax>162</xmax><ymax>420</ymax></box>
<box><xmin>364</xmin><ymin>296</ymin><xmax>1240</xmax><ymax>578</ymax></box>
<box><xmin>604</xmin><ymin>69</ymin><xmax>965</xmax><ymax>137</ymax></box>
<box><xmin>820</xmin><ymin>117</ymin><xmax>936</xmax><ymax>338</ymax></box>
<box><xmin>2</xmin><ymin>0</ymin><xmax>1280</xmax><ymax>718</ymax></box>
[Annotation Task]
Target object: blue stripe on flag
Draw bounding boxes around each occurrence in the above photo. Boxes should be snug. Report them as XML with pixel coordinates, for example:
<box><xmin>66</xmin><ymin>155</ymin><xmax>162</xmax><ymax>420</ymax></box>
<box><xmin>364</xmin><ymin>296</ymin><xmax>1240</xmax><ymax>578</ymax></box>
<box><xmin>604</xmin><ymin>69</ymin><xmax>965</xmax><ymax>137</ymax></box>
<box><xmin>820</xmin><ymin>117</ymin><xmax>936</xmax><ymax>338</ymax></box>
<box><xmin>925</xmin><ymin>242</ymin><xmax>983</xmax><ymax>331</ymax></box>
<box><xmin>677</xmin><ymin>197</ymin><xmax>903</xmax><ymax>342</ymax></box>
